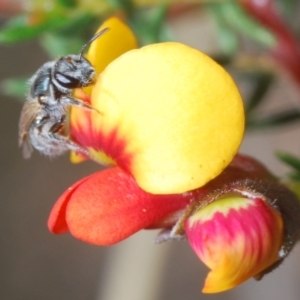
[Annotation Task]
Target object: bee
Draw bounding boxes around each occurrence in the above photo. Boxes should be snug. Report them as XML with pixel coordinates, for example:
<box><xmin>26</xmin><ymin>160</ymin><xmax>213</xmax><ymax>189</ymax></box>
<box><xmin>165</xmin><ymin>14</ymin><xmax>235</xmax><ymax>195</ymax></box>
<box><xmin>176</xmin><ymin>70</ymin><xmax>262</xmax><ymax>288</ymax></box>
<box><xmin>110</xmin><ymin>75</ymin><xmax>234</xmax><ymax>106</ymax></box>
<box><xmin>18</xmin><ymin>27</ymin><xmax>109</xmax><ymax>159</ymax></box>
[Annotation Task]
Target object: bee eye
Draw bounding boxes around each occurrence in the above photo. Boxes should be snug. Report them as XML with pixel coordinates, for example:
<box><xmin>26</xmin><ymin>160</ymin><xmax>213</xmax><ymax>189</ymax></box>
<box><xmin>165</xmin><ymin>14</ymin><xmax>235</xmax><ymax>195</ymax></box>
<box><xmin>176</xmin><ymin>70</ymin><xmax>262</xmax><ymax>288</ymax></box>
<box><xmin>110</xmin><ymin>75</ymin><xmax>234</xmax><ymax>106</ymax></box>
<box><xmin>54</xmin><ymin>72</ymin><xmax>80</xmax><ymax>88</ymax></box>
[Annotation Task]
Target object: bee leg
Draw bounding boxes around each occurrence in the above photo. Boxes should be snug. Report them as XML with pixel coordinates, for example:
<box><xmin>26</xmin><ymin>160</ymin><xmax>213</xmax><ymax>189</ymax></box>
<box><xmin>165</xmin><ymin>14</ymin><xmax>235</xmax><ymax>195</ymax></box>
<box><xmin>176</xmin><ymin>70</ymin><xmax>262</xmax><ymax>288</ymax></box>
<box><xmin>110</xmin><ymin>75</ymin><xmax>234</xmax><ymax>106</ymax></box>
<box><xmin>50</xmin><ymin>122</ymin><xmax>91</xmax><ymax>158</ymax></box>
<box><xmin>61</xmin><ymin>136</ymin><xmax>90</xmax><ymax>157</ymax></box>
<box><xmin>63</xmin><ymin>96</ymin><xmax>101</xmax><ymax>114</ymax></box>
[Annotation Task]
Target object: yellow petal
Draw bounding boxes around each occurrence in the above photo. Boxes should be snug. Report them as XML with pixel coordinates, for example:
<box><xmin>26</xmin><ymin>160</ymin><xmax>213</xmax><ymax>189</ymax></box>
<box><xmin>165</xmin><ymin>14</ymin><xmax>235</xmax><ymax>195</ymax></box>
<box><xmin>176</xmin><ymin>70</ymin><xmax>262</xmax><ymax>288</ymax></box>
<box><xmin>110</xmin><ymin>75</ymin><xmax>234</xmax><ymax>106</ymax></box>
<box><xmin>86</xmin><ymin>17</ymin><xmax>138</xmax><ymax>77</ymax></box>
<box><xmin>70</xmin><ymin>17</ymin><xmax>138</xmax><ymax>163</ymax></box>
<box><xmin>92</xmin><ymin>42</ymin><xmax>245</xmax><ymax>194</ymax></box>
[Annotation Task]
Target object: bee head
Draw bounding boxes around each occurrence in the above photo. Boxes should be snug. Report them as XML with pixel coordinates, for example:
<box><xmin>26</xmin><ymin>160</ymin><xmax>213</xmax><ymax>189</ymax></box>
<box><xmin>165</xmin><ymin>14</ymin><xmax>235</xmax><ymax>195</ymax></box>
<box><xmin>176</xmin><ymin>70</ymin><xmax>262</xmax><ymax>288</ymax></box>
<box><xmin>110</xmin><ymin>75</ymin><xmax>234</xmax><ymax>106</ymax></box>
<box><xmin>53</xmin><ymin>55</ymin><xmax>96</xmax><ymax>90</ymax></box>
<box><xmin>52</xmin><ymin>28</ymin><xmax>109</xmax><ymax>91</ymax></box>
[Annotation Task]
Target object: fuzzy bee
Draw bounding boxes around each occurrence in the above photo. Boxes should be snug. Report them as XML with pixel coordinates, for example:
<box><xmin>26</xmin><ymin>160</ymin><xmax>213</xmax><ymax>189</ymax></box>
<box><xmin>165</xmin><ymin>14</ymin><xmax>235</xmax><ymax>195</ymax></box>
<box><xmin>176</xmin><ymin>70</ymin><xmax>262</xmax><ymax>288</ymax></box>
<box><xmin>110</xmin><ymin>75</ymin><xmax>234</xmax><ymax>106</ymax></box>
<box><xmin>18</xmin><ymin>28</ymin><xmax>109</xmax><ymax>159</ymax></box>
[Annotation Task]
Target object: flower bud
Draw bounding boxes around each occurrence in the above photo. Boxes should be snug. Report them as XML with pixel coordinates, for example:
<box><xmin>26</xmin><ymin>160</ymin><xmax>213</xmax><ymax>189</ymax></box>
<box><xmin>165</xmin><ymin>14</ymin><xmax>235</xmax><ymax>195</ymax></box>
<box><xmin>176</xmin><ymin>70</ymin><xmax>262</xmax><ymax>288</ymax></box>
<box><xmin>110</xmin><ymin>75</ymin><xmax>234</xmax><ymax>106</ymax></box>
<box><xmin>185</xmin><ymin>180</ymin><xmax>300</xmax><ymax>293</ymax></box>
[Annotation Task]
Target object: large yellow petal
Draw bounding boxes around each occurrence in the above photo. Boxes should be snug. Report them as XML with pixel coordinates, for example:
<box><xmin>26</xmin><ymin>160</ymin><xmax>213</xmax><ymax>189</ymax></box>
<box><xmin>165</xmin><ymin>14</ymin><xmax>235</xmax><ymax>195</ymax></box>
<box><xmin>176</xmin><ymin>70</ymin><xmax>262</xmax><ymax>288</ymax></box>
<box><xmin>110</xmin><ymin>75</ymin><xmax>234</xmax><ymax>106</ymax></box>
<box><xmin>92</xmin><ymin>42</ymin><xmax>245</xmax><ymax>194</ymax></box>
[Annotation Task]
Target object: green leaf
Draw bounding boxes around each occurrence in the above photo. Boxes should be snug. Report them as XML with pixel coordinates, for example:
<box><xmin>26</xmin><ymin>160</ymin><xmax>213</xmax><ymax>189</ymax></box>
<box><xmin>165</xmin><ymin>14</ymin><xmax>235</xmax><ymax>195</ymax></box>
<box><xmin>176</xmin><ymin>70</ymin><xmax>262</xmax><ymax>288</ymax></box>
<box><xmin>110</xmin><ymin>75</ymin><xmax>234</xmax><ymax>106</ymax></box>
<box><xmin>216</xmin><ymin>25</ymin><xmax>239</xmax><ymax>56</ymax></box>
<box><xmin>207</xmin><ymin>0</ymin><xmax>276</xmax><ymax>48</ymax></box>
<box><xmin>107</xmin><ymin>0</ymin><xmax>133</xmax><ymax>13</ymax></box>
<box><xmin>130</xmin><ymin>5</ymin><xmax>170</xmax><ymax>45</ymax></box>
<box><xmin>246</xmin><ymin>72</ymin><xmax>274</xmax><ymax>113</ymax></box>
<box><xmin>0</xmin><ymin>14</ymin><xmax>70</xmax><ymax>43</ymax></box>
<box><xmin>207</xmin><ymin>3</ymin><xmax>239</xmax><ymax>55</ymax></box>
<box><xmin>0</xmin><ymin>77</ymin><xmax>28</xmax><ymax>99</ymax></box>
<box><xmin>51</xmin><ymin>12</ymin><xmax>98</xmax><ymax>36</ymax></box>
<box><xmin>289</xmin><ymin>173</ymin><xmax>300</xmax><ymax>181</ymax></box>
<box><xmin>276</xmin><ymin>0</ymin><xmax>298</xmax><ymax>24</ymax></box>
<box><xmin>40</xmin><ymin>34</ymin><xmax>85</xmax><ymax>57</ymax></box>
<box><xmin>56</xmin><ymin>0</ymin><xmax>77</xmax><ymax>8</ymax></box>
<box><xmin>277</xmin><ymin>152</ymin><xmax>300</xmax><ymax>173</ymax></box>
<box><xmin>157</xmin><ymin>24</ymin><xmax>173</xmax><ymax>43</ymax></box>
<box><xmin>40</xmin><ymin>13</ymin><xmax>98</xmax><ymax>57</ymax></box>
<box><xmin>247</xmin><ymin>110</ymin><xmax>300</xmax><ymax>129</ymax></box>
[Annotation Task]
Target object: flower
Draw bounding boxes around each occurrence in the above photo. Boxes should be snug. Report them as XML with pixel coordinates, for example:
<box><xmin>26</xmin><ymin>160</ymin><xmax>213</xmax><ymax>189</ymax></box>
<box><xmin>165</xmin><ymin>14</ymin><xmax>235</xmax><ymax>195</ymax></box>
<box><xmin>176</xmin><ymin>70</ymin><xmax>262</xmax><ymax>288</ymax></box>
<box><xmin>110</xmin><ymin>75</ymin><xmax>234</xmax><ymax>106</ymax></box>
<box><xmin>185</xmin><ymin>194</ymin><xmax>283</xmax><ymax>293</ymax></box>
<box><xmin>70</xmin><ymin>16</ymin><xmax>138</xmax><ymax>163</ymax></box>
<box><xmin>47</xmin><ymin>18</ymin><xmax>300</xmax><ymax>293</ymax></box>
<box><xmin>49</xmin><ymin>153</ymin><xmax>300</xmax><ymax>292</ymax></box>
<box><xmin>184</xmin><ymin>178</ymin><xmax>300</xmax><ymax>293</ymax></box>
<box><xmin>70</xmin><ymin>17</ymin><xmax>245</xmax><ymax>194</ymax></box>
<box><xmin>48</xmin><ymin>154</ymin><xmax>273</xmax><ymax>245</ymax></box>
<box><xmin>48</xmin><ymin>166</ymin><xmax>197</xmax><ymax>245</ymax></box>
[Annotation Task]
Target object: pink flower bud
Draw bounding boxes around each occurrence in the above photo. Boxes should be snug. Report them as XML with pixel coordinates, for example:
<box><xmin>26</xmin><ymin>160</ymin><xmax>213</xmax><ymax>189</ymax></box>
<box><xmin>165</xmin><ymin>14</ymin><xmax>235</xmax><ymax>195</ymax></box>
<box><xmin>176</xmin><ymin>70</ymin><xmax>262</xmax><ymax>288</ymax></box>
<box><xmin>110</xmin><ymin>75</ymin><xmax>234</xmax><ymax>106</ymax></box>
<box><xmin>185</xmin><ymin>180</ymin><xmax>300</xmax><ymax>293</ymax></box>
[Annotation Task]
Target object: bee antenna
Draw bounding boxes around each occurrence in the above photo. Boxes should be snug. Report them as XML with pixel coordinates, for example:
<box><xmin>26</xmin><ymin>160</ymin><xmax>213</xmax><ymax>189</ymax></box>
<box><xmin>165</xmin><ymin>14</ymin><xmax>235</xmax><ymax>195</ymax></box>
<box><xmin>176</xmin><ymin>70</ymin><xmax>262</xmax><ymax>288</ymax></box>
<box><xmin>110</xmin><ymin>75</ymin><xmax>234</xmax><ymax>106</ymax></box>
<box><xmin>79</xmin><ymin>27</ymin><xmax>110</xmax><ymax>60</ymax></box>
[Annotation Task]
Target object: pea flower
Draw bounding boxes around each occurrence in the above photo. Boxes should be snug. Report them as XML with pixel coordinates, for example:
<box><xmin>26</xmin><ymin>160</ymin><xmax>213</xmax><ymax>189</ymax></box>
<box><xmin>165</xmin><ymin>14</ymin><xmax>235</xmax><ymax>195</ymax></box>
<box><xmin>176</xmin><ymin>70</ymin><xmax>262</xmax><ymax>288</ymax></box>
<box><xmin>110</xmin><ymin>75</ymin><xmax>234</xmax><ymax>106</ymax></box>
<box><xmin>48</xmin><ymin>154</ymin><xmax>274</xmax><ymax>245</ymax></box>
<box><xmin>69</xmin><ymin>17</ymin><xmax>245</xmax><ymax>194</ymax></box>
<box><xmin>184</xmin><ymin>181</ymin><xmax>297</xmax><ymax>293</ymax></box>
<box><xmin>48</xmin><ymin>18</ymin><xmax>300</xmax><ymax>293</ymax></box>
<box><xmin>48</xmin><ymin>152</ymin><xmax>300</xmax><ymax>292</ymax></box>
<box><xmin>186</xmin><ymin>195</ymin><xmax>283</xmax><ymax>293</ymax></box>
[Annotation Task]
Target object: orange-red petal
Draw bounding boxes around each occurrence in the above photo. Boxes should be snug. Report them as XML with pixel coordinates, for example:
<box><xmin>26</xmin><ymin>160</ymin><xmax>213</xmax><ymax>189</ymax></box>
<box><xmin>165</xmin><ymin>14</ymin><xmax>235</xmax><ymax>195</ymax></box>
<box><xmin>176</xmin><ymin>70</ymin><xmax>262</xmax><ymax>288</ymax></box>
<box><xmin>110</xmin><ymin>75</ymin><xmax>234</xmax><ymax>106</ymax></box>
<box><xmin>48</xmin><ymin>167</ymin><xmax>197</xmax><ymax>245</ymax></box>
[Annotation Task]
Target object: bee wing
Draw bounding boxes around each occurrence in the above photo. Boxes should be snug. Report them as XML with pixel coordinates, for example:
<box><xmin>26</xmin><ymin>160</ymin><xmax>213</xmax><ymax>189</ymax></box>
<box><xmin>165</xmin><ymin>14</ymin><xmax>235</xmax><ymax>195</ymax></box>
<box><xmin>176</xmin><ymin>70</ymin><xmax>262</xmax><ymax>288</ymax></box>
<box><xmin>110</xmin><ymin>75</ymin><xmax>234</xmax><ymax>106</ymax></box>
<box><xmin>21</xmin><ymin>138</ymin><xmax>34</xmax><ymax>159</ymax></box>
<box><xmin>18</xmin><ymin>101</ymin><xmax>39</xmax><ymax>159</ymax></box>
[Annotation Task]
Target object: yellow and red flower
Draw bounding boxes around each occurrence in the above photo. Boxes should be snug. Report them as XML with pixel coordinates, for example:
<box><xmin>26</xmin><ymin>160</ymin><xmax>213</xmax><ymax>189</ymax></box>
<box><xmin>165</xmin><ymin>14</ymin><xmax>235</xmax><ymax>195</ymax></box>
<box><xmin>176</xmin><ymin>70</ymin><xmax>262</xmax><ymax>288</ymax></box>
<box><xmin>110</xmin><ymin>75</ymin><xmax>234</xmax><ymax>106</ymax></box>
<box><xmin>186</xmin><ymin>193</ymin><xmax>283</xmax><ymax>293</ymax></box>
<box><xmin>69</xmin><ymin>17</ymin><xmax>245</xmax><ymax>194</ymax></box>
<box><xmin>48</xmin><ymin>18</ymin><xmax>300</xmax><ymax>293</ymax></box>
<box><xmin>48</xmin><ymin>153</ymin><xmax>272</xmax><ymax>244</ymax></box>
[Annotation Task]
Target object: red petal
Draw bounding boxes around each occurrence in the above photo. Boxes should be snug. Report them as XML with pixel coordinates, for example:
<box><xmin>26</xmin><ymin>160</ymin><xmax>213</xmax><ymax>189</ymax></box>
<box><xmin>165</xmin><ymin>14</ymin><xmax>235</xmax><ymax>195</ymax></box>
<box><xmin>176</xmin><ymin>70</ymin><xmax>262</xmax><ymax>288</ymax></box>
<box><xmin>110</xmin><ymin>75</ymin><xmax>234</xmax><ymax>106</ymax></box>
<box><xmin>57</xmin><ymin>167</ymin><xmax>192</xmax><ymax>245</ymax></box>
<box><xmin>48</xmin><ymin>175</ymin><xmax>93</xmax><ymax>233</ymax></box>
<box><xmin>48</xmin><ymin>154</ymin><xmax>274</xmax><ymax>245</ymax></box>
